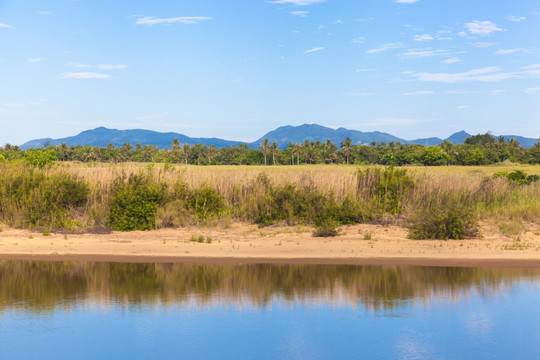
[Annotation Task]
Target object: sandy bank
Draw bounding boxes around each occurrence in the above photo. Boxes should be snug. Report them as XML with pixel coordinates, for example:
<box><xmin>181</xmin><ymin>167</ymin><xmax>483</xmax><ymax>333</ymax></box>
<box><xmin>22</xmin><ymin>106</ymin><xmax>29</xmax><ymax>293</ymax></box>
<box><xmin>0</xmin><ymin>223</ymin><xmax>539</xmax><ymax>267</ymax></box>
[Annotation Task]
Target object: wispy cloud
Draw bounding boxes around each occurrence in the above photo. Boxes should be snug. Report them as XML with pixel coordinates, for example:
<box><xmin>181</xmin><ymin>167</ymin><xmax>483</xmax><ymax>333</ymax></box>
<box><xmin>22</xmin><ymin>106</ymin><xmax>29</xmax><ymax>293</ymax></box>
<box><xmin>458</xmin><ymin>105</ymin><xmax>471</xmax><ymax>110</ymax></box>
<box><xmin>136</xmin><ymin>16</ymin><xmax>212</xmax><ymax>26</ymax></box>
<box><xmin>399</xmin><ymin>48</ymin><xmax>464</xmax><ymax>59</ymax></box>
<box><xmin>269</xmin><ymin>0</ymin><xmax>326</xmax><ymax>5</ymax></box>
<box><xmin>27</xmin><ymin>58</ymin><xmax>43</xmax><ymax>63</ymax></box>
<box><xmin>290</xmin><ymin>11</ymin><xmax>309</xmax><ymax>17</ymax></box>
<box><xmin>98</xmin><ymin>64</ymin><xmax>128</xmax><ymax>70</ymax></box>
<box><xmin>464</xmin><ymin>20</ymin><xmax>504</xmax><ymax>36</ymax></box>
<box><xmin>401</xmin><ymin>90</ymin><xmax>433</xmax><ymax>96</ymax></box>
<box><xmin>347</xmin><ymin>92</ymin><xmax>373</xmax><ymax>97</ymax></box>
<box><xmin>490</xmin><ymin>89</ymin><xmax>506</xmax><ymax>95</ymax></box>
<box><xmin>495</xmin><ymin>48</ymin><xmax>530</xmax><ymax>55</ymax></box>
<box><xmin>38</xmin><ymin>11</ymin><xmax>53</xmax><ymax>15</ymax></box>
<box><xmin>352</xmin><ymin>37</ymin><xmax>366</xmax><ymax>43</ymax></box>
<box><xmin>366</xmin><ymin>42</ymin><xmax>404</xmax><ymax>54</ymax></box>
<box><xmin>414</xmin><ymin>34</ymin><xmax>433</xmax><ymax>42</ymax></box>
<box><xmin>355</xmin><ymin>68</ymin><xmax>376</xmax><ymax>72</ymax></box>
<box><xmin>473</xmin><ymin>42</ymin><xmax>496</xmax><ymax>48</ymax></box>
<box><xmin>525</xmin><ymin>87</ymin><xmax>540</xmax><ymax>94</ymax></box>
<box><xmin>395</xmin><ymin>0</ymin><xmax>421</xmax><ymax>3</ymax></box>
<box><xmin>0</xmin><ymin>23</ymin><xmax>14</xmax><ymax>29</ymax></box>
<box><xmin>442</xmin><ymin>57</ymin><xmax>461</xmax><ymax>64</ymax></box>
<box><xmin>446</xmin><ymin>89</ymin><xmax>477</xmax><ymax>94</ymax></box>
<box><xmin>408</xmin><ymin>66</ymin><xmax>540</xmax><ymax>83</ymax></box>
<box><xmin>304</xmin><ymin>46</ymin><xmax>326</xmax><ymax>53</ymax></box>
<box><xmin>61</xmin><ymin>72</ymin><xmax>111</xmax><ymax>79</ymax></box>
<box><xmin>506</xmin><ymin>15</ymin><xmax>526</xmax><ymax>22</ymax></box>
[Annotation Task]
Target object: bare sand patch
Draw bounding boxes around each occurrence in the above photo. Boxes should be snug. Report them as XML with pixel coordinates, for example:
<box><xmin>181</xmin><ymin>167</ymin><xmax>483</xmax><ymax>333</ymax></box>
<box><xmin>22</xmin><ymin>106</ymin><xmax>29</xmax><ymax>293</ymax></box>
<box><xmin>0</xmin><ymin>222</ymin><xmax>539</xmax><ymax>267</ymax></box>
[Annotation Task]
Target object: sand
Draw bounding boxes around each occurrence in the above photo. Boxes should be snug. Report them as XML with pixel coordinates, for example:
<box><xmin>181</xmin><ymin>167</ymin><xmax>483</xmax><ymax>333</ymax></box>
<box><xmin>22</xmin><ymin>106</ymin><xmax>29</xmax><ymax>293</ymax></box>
<box><xmin>1</xmin><ymin>222</ymin><xmax>540</xmax><ymax>267</ymax></box>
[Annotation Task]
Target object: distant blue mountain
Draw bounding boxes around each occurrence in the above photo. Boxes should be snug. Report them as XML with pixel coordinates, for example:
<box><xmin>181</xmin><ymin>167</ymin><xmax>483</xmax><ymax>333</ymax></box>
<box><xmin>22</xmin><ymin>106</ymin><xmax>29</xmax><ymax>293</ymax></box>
<box><xmin>20</xmin><ymin>124</ymin><xmax>538</xmax><ymax>149</ymax></box>
<box><xmin>21</xmin><ymin>127</ymin><xmax>243</xmax><ymax>149</ymax></box>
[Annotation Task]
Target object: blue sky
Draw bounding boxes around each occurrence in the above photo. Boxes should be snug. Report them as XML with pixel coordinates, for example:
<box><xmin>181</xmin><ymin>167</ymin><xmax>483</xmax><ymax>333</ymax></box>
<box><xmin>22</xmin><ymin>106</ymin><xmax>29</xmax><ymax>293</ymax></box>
<box><xmin>1</xmin><ymin>0</ymin><xmax>539</xmax><ymax>145</ymax></box>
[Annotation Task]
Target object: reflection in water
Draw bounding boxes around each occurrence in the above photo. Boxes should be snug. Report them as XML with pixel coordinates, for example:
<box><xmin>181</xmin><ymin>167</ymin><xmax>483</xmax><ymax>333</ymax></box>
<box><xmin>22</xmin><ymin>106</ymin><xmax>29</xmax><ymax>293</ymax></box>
<box><xmin>0</xmin><ymin>261</ymin><xmax>539</xmax><ymax>312</ymax></box>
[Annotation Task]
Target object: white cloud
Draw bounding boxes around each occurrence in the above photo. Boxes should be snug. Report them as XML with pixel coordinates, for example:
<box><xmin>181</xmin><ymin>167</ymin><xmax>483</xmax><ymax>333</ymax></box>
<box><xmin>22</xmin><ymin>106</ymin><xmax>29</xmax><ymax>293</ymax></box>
<box><xmin>136</xmin><ymin>16</ymin><xmax>212</xmax><ymax>25</ymax></box>
<box><xmin>269</xmin><ymin>0</ymin><xmax>326</xmax><ymax>5</ymax></box>
<box><xmin>490</xmin><ymin>89</ymin><xmax>506</xmax><ymax>95</ymax></box>
<box><xmin>399</xmin><ymin>48</ymin><xmax>464</xmax><ymax>59</ymax></box>
<box><xmin>443</xmin><ymin>57</ymin><xmax>461</xmax><ymax>64</ymax></box>
<box><xmin>352</xmin><ymin>37</ymin><xmax>366</xmax><ymax>43</ymax></box>
<box><xmin>98</xmin><ymin>64</ymin><xmax>128</xmax><ymax>70</ymax></box>
<box><xmin>446</xmin><ymin>90</ymin><xmax>476</xmax><ymax>94</ymax></box>
<box><xmin>347</xmin><ymin>92</ymin><xmax>373</xmax><ymax>97</ymax></box>
<box><xmin>61</xmin><ymin>72</ymin><xmax>111</xmax><ymax>79</ymax></box>
<box><xmin>290</xmin><ymin>11</ymin><xmax>309</xmax><ymax>17</ymax></box>
<box><xmin>401</xmin><ymin>90</ymin><xmax>433</xmax><ymax>96</ymax></box>
<box><xmin>473</xmin><ymin>42</ymin><xmax>496</xmax><ymax>48</ymax></box>
<box><xmin>38</xmin><ymin>11</ymin><xmax>53</xmax><ymax>15</ymax></box>
<box><xmin>414</xmin><ymin>34</ymin><xmax>433</xmax><ymax>42</ymax></box>
<box><xmin>506</xmin><ymin>15</ymin><xmax>526</xmax><ymax>22</ymax></box>
<box><xmin>522</xmin><ymin>63</ymin><xmax>540</xmax><ymax>70</ymax></box>
<box><xmin>27</xmin><ymin>58</ymin><xmax>42</xmax><ymax>63</ymax></box>
<box><xmin>355</xmin><ymin>68</ymin><xmax>376</xmax><ymax>72</ymax></box>
<box><xmin>525</xmin><ymin>88</ymin><xmax>540</xmax><ymax>93</ymax></box>
<box><xmin>0</xmin><ymin>23</ymin><xmax>14</xmax><ymax>29</ymax></box>
<box><xmin>458</xmin><ymin>105</ymin><xmax>471</xmax><ymax>110</ymax></box>
<box><xmin>395</xmin><ymin>0</ymin><xmax>421</xmax><ymax>3</ymax></box>
<box><xmin>465</xmin><ymin>20</ymin><xmax>504</xmax><ymax>36</ymax></box>
<box><xmin>304</xmin><ymin>46</ymin><xmax>326</xmax><ymax>53</ymax></box>
<box><xmin>495</xmin><ymin>48</ymin><xmax>529</xmax><ymax>55</ymax></box>
<box><xmin>410</xmin><ymin>66</ymin><xmax>523</xmax><ymax>83</ymax></box>
<box><xmin>366</xmin><ymin>42</ymin><xmax>404</xmax><ymax>54</ymax></box>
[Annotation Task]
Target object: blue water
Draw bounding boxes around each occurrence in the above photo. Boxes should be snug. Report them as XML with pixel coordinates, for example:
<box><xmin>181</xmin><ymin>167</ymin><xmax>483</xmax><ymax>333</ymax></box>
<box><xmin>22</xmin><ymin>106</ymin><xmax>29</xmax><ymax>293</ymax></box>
<box><xmin>0</xmin><ymin>262</ymin><xmax>539</xmax><ymax>359</ymax></box>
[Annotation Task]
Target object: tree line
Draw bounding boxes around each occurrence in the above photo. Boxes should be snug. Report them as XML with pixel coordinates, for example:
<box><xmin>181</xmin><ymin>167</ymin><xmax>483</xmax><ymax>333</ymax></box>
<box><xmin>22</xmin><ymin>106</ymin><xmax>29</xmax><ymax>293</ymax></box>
<box><xmin>1</xmin><ymin>133</ymin><xmax>539</xmax><ymax>166</ymax></box>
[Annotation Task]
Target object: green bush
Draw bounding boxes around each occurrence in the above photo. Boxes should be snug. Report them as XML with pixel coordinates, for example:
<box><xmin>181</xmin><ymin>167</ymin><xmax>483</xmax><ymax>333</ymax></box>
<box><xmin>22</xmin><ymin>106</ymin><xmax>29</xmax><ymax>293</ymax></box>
<box><xmin>358</xmin><ymin>167</ymin><xmax>415</xmax><ymax>215</ymax></box>
<box><xmin>493</xmin><ymin>170</ymin><xmax>540</xmax><ymax>185</ymax></box>
<box><xmin>24</xmin><ymin>149</ymin><xmax>56</xmax><ymax>168</ymax></box>
<box><xmin>187</xmin><ymin>186</ymin><xmax>225</xmax><ymax>219</ymax></box>
<box><xmin>107</xmin><ymin>173</ymin><xmax>164</xmax><ymax>231</ymax></box>
<box><xmin>0</xmin><ymin>165</ymin><xmax>88</xmax><ymax>229</ymax></box>
<box><xmin>408</xmin><ymin>193</ymin><xmax>478</xmax><ymax>240</ymax></box>
<box><xmin>313</xmin><ymin>219</ymin><xmax>339</xmax><ymax>237</ymax></box>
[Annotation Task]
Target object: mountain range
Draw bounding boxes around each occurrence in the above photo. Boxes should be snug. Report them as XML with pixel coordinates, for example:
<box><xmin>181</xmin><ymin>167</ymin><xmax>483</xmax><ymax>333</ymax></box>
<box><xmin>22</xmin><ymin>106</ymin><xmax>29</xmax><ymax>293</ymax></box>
<box><xmin>20</xmin><ymin>124</ymin><xmax>538</xmax><ymax>150</ymax></box>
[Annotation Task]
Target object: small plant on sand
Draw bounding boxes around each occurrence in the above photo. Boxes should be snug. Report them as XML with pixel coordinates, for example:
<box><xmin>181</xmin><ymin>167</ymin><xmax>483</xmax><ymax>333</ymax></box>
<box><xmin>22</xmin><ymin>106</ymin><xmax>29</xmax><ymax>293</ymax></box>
<box><xmin>313</xmin><ymin>219</ymin><xmax>339</xmax><ymax>237</ymax></box>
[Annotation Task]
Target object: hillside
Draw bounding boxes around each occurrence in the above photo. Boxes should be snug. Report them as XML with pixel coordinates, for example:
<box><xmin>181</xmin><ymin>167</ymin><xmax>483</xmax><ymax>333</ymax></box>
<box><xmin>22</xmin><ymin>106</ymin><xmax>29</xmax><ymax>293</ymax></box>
<box><xmin>20</xmin><ymin>124</ymin><xmax>538</xmax><ymax>149</ymax></box>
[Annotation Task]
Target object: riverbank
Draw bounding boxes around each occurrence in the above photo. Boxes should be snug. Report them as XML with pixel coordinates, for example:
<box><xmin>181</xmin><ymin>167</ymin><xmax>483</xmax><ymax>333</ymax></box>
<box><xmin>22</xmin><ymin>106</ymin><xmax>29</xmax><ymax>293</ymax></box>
<box><xmin>1</xmin><ymin>222</ymin><xmax>539</xmax><ymax>267</ymax></box>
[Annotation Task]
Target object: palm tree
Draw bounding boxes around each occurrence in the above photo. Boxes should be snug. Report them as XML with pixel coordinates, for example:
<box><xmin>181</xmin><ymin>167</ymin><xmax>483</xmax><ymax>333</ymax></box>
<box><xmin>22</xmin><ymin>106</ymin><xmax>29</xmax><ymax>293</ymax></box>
<box><xmin>270</xmin><ymin>141</ymin><xmax>278</xmax><ymax>165</ymax></box>
<box><xmin>341</xmin><ymin>137</ymin><xmax>352</xmax><ymax>165</ymax></box>
<box><xmin>295</xmin><ymin>143</ymin><xmax>302</xmax><ymax>165</ymax></box>
<box><xmin>183</xmin><ymin>144</ymin><xmax>191</xmax><ymax>164</ymax></box>
<box><xmin>207</xmin><ymin>144</ymin><xmax>217</xmax><ymax>165</ymax></box>
<box><xmin>259</xmin><ymin>138</ymin><xmax>269</xmax><ymax>165</ymax></box>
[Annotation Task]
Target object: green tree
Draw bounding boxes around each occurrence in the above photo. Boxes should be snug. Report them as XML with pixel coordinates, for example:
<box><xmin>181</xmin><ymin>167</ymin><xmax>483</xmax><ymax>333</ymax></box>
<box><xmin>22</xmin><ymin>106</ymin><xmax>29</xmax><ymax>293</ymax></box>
<box><xmin>259</xmin><ymin>138</ymin><xmax>269</xmax><ymax>165</ymax></box>
<box><xmin>341</xmin><ymin>137</ymin><xmax>352</xmax><ymax>164</ymax></box>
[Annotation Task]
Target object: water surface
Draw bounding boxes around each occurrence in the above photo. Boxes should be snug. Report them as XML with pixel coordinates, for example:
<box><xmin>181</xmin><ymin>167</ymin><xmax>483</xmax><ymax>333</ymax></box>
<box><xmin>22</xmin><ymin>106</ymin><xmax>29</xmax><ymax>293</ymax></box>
<box><xmin>0</xmin><ymin>261</ymin><xmax>539</xmax><ymax>359</ymax></box>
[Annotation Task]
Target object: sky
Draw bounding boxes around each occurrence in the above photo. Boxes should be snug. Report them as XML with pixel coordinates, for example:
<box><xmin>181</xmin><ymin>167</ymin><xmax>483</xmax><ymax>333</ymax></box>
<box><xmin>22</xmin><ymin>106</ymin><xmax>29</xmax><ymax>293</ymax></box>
<box><xmin>1</xmin><ymin>0</ymin><xmax>540</xmax><ymax>145</ymax></box>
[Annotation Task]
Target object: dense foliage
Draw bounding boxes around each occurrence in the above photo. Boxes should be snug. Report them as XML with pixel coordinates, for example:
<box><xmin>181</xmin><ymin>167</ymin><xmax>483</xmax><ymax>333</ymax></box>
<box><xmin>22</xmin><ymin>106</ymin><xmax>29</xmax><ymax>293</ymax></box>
<box><xmin>2</xmin><ymin>133</ymin><xmax>540</xmax><ymax>166</ymax></box>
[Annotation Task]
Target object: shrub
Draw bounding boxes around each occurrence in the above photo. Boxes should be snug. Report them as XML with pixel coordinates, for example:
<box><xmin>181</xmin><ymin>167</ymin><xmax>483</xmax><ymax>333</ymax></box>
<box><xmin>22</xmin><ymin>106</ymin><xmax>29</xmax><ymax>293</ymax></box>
<box><xmin>313</xmin><ymin>219</ymin><xmax>339</xmax><ymax>237</ymax></box>
<box><xmin>24</xmin><ymin>149</ymin><xmax>56</xmax><ymax>168</ymax></box>
<box><xmin>107</xmin><ymin>173</ymin><xmax>164</xmax><ymax>231</ymax></box>
<box><xmin>493</xmin><ymin>170</ymin><xmax>540</xmax><ymax>185</ymax></box>
<box><xmin>358</xmin><ymin>167</ymin><xmax>415</xmax><ymax>215</ymax></box>
<box><xmin>0</xmin><ymin>164</ymin><xmax>88</xmax><ymax>229</ymax></box>
<box><xmin>187</xmin><ymin>186</ymin><xmax>225</xmax><ymax>219</ymax></box>
<box><xmin>408</xmin><ymin>192</ymin><xmax>478</xmax><ymax>240</ymax></box>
